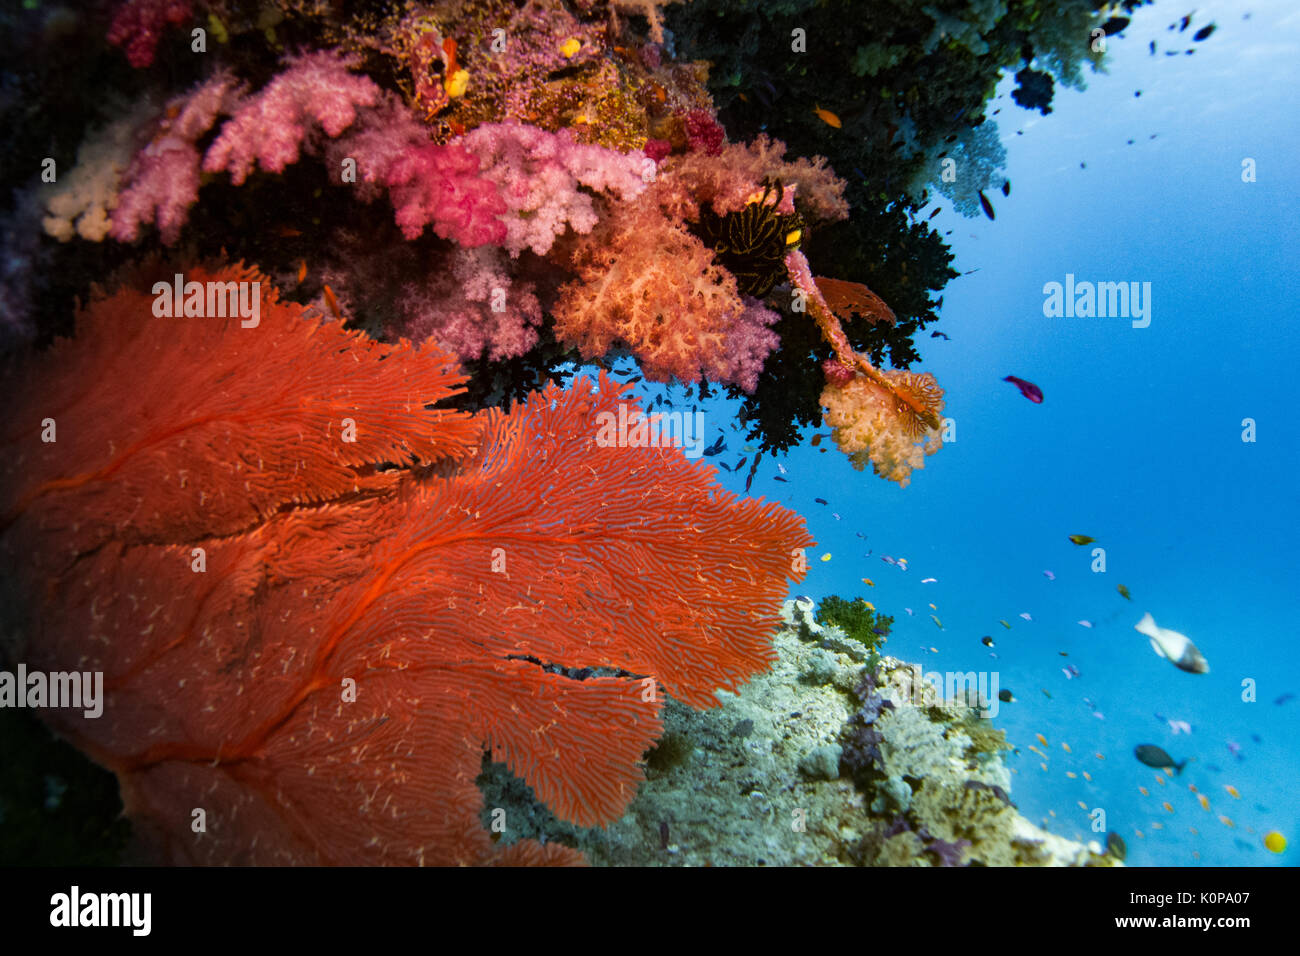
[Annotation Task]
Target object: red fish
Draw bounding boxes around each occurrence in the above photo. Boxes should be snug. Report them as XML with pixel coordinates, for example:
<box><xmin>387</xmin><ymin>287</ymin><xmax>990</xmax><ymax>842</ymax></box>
<box><xmin>1003</xmin><ymin>375</ymin><xmax>1043</xmax><ymax>403</ymax></box>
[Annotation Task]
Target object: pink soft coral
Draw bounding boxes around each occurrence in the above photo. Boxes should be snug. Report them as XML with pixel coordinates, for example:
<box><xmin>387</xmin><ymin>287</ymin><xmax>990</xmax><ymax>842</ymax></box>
<box><xmin>394</xmin><ymin>247</ymin><xmax>543</xmax><ymax>362</ymax></box>
<box><xmin>111</xmin><ymin>73</ymin><xmax>240</xmax><ymax>244</ymax></box>
<box><xmin>203</xmin><ymin>52</ymin><xmax>380</xmax><ymax>185</ymax></box>
<box><xmin>107</xmin><ymin>0</ymin><xmax>192</xmax><ymax>69</ymax></box>
<box><xmin>384</xmin><ymin>142</ymin><xmax>509</xmax><ymax>246</ymax></box>
<box><xmin>460</xmin><ymin>123</ymin><xmax>649</xmax><ymax>257</ymax></box>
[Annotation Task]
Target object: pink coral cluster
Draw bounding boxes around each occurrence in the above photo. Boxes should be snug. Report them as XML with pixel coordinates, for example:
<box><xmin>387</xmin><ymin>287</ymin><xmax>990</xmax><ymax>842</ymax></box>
<box><xmin>460</xmin><ymin>123</ymin><xmax>650</xmax><ymax>257</ymax></box>
<box><xmin>395</xmin><ymin>247</ymin><xmax>543</xmax><ymax>362</ymax></box>
<box><xmin>203</xmin><ymin>52</ymin><xmax>381</xmax><ymax>185</ymax></box>
<box><xmin>112</xmin><ymin>73</ymin><xmax>240</xmax><ymax>244</ymax></box>
<box><xmin>385</xmin><ymin>143</ymin><xmax>508</xmax><ymax>246</ymax></box>
<box><xmin>107</xmin><ymin>0</ymin><xmax>192</xmax><ymax>69</ymax></box>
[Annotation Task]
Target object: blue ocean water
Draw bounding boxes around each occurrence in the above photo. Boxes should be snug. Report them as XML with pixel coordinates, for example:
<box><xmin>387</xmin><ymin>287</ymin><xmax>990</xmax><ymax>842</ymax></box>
<box><xmin>599</xmin><ymin>0</ymin><xmax>1299</xmax><ymax>866</ymax></box>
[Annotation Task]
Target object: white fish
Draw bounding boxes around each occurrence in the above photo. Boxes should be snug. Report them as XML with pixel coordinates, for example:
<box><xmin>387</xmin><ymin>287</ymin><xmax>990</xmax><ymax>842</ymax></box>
<box><xmin>1077</xmin><ymin>620</ymin><xmax>1093</xmax><ymax>628</ymax></box>
<box><xmin>1135</xmin><ymin>612</ymin><xmax>1210</xmax><ymax>674</ymax></box>
<box><xmin>1019</xmin><ymin>612</ymin><xmax>1033</xmax><ymax>621</ymax></box>
<box><xmin>1043</xmin><ymin>570</ymin><xmax>1056</xmax><ymax>581</ymax></box>
<box><xmin>921</xmin><ymin>577</ymin><xmax>937</xmax><ymax>584</ymax></box>
<box><xmin>904</xmin><ymin>607</ymin><xmax>914</xmax><ymax>616</ymax></box>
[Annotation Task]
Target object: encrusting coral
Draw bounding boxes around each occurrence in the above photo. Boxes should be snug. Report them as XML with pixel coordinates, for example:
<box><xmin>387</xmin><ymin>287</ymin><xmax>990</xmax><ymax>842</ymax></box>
<box><xmin>0</xmin><ymin>262</ymin><xmax>813</xmax><ymax>865</ymax></box>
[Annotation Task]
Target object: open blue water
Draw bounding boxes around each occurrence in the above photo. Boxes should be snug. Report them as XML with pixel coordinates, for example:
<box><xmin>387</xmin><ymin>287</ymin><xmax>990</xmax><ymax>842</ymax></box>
<box><xmin>600</xmin><ymin>0</ymin><xmax>1299</xmax><ymax>867</ymax></box>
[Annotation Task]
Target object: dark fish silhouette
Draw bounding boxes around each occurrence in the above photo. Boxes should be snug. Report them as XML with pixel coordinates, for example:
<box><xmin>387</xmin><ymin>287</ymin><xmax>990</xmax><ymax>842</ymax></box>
<box><xmin>1149</xmin><ymin>40</ymin><xmax>1156</xmax><ymax>55</ymax></box>
<box><xmin>814</xmin><ymin>497</ymin><xmax>828</xmax><ymax>505</ymax></box>
<box><xmin>1135</xmin><ymin>744</ymin><xmax>1186</xmax><ymax>774</ymax></box>
<box><xmin>931</xmin><ymin>331</ymin><xmax>950</xmax><ymax>340</ymax></box>
<box><xmin>1179</xmin><ymin>15</ymin><xmax>1192</xmax><ymax>32</ymax></box>
<box><xmin>978</xmin><ymin>191</ymin><xmax>995</xmax><ymax>220</ymax></box>
<box><xmin>1101</xmin><ymin>16</ymin><xmax>1130</xmax><ymax>35</ymax></box>
<box><xmin>734</xmin><ymin>456</ymin><xmax>747</xmax><ymax>471</ymax></box>
<box><xmin>774</xmin><ymin>475</ymin><xmax>788</xmax><ymax>483</ymax></box>
<box><xmin>1001</xmin><ymin>180</ymin><xmax>1010</xmax><ymax>197</ymax></box>
<box><xmin>929</xmin><ymin>207</ymin><xmax>942</xmax><ymax>219</ymax></box>
<box><xmin>1003</xmin><ymin>375</ymin><xmax>1043</xmax><ymax>403</ymax></box>
<box><xmin>1194</xmin><ymin>24</ymin><xmax>1215</xmax><ymax>41</ymax></box>
<box><xmin>702</xmin><ymin>434</ymin><xmax>726</xmax><ymax>457</ymax></box>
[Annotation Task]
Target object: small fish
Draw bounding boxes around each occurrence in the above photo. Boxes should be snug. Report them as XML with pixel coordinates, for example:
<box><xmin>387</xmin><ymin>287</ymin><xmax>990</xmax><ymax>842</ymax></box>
<box><xmin>820</xmin><ymin>553</ymin><xmax>832</xmax><ymax>563</ymax></box>
<box><xmin>1140</xmin><ymin>786</ymin><xmax>1150</xmax><ymax>797</ymax></box>
<box><xmin>1063</xmin><ymin>665</ymin><xmax>1081</xmax><ymax>680</ymax></box>
<box><xmin>930</xmin><ymin>331</ymin><xmax>950</xmax><ymax>340</ymax></box>
<box><xmin>1136</xmin><ymin>612</ymin><xmax>1209</xmax><ymax>674</ymax></box>
<box><xmin>1135</xmin><ymin>744</ymin><xmax>1186</xmax><ymax>774</ymax></box>
<box><xmin>1043</xmin><ymin>570</ymin><xmax>1055</xmax><ymax>581</ymax></box>
<box><xmin>1000</xmin><ymin>620</ymin><xmax>1011</xmax><ymax>629</ymax></box>
<box><xmin>702</xmin><ymin>435</ymin><xmax>726</xmax><ymax>457</ymax></box>
<box><xmin>978</xmin><ymin>191</ymin><xmax>995</xmax><ymax>221</ymax></box>
<box><xmin>813</xmin><ymin>105</ymin><xmax>841</xmax><ymax>128</ymax></box>
<box><xmin>928</xmin><ymin>603</ymin><xmax>937</xmax><ymax>611</ymax></box>
<box><xmin>1168</xmin><ymin>719</ymin><xmax>1192</xmax><ymax>736</ymax></box>
<box><xmin>1001</xmin><ymin>180</ymin><xmax>1010</xmax><ymax>197</ymax></box>
<box><xmin>322</xmin><ymin>284</ymin><xmax>341</xmax><ymax>319</ymax></box>
<box><xmin>831</xmin><ymin>512</ymin><xmax>841</xmax><ymax>521</ymax></box>
<box><xmin>896</xmin><ymin>558</ymin><xmax>908</xmax><ymax>570</ymax></box>
<box><xmin>1117</xmin><ymin>584</ymin><xmax>1131</xmax><ymax>600</ymax></box>
<box><xmin>1019</xmin><ymin>612</ymin><xmax>1032</xmax><ymax>622</ymax></box>
<box><xmin>981</xmin><ymin>636</ymin><xmax>994</xmax><ymax>647</ymax></box>
<box><xmin>1068</xmin><ymin>535</ymin><xmax>1095</xmax><ymax>546</ymax></box>
<box><xmin>297</xmin><ymin>260</ymin><xmax>307</xmax><ymax>283</ymax></box>
<box><xmin>1198</xmin><ymin>794</ymin><xmax>1211</xmax><ymax>811</ymax></box>
<box><xmin>998</xmin><ymin>689</ymin><xmax>1013</xmax><ymax>702</ymax></box>
<box><xmin>814</xmin><ymin>497</ymin><xmax>828</xmax><ymax>505</ymax></box>
<box><xmin>904</xmin><ymin>608</ymin><xmax>913</xmax><ymax>616</ymax></box>
<box><xmin>733</xmin><ymin>456</ymin><xmax>747</xmax><ymax>471</ymax></box>
<box><xmin>1077</xmin><ymin>620</ymin><xmax>1093</xmax><ymax>628</ymax></box>
<box><xmin>1219</xmin><ymin>815</ymin><xmax>1235</xmax><ymax>828</ymax></box>
<box><xmin>275</xmin><ymin>225</ymin><xmax>303</xmax><ymax>238</ymax></box>
<box><xmin>1193</xmin><ymin>23</ymin><xmax>1215</xmax><ymax>42</ymax></box>
<box><xmin>1149</xmin><ymin>40</ymin><xmax>1156</xmax><ymax>55</ymax></box>
<box><xmin>1225</xmin><ymin>785</ymin><xmax>1240</xmax><ymax>799</ymax></box>
<box><xmin>1275</xmin><ymin>692</ymin><xmax>1296</xmax><ymax>706</ymax></box>
<box><xmin>921</xmin><ymin>577</ymin><xmax>937</xmax><ymax>584</ymax></box>
<box><xmin>862</xmin><ymin>578</ymin><xmax>874</xmax><ymax>587</ymax></box>
<box><xmin>930</xmin><ymin>614</ymin><xmax>943</xmax><ymax>629</ymax></box>
<box><xmin>862</xmin><ymin>601</ymin><xmax>875</xmax><ymax>611</ymax></box>
<box><xmin>1003</xmin><ymin>375</ymin><xmax>1043</xmax><ymax>403</ymax></box>
<box><xmin>777</xmin><ymin>463</ymin><xmax>788</xmax><ymax>475</ymax></box>
<box><xmin>928</xmin><ymin>207</ymin><xmax>941</xmax><ymax>219</ymax></box>
<box><xmin>1107</xmin><ymin>832</ymin><xmax>1127</xmax><ymax>860</ymax></box>
<box><xmin>773</xmin><ymin>476</ymin><xmax>788</xmax><ymax>483</ymax></box>
<box><xmin>1101</xmin><ymin>16</ymin><xmax>1130</xmax><ymax>35</ymax></box>
<box><xmin>1036</xmin><ymin>733</ymin><xmax>1048</xmax><ymax>746</ymax></box>
<box><xmin>1163</xmin><ymin>802</ymin><xmax>1175</xmax><ymax>814</ymax></box>
<box><xmin>1083</xmin><ymin>771</ymin><xmax>1092</xmax><ymax>781</ymax></box>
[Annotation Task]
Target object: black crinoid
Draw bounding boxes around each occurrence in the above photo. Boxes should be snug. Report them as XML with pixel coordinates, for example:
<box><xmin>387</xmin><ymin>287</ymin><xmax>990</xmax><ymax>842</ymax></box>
<box><xmin>692</xmin><ymin>178</ymin><xmax>806</xmax><ymax>298</ymax></box>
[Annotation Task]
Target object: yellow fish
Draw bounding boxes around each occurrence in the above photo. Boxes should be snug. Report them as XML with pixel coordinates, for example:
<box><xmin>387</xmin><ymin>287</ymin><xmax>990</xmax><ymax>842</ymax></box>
<box><xmin>1095</xmin><ymin>752</ymin><xmax>1105</xmax><ymax>760</ymax></box>
<box><xmin>1136</xmin><ymin>829</ymin><xmax>1145</xmax><ymax>839</ymax></box>
<box><xmin>1225</xmin><ymin>785</ymin><xmax>1240</xmax><ymax>799</ymax></box>
<box><xmin>1062</xmin><ymin>742</ymin><xmax>1072</xmax><ymax>753</ymax></box>
<box><xmin>813</xmin><ymin>105</ymin><xmax>841</xmax><ymax>128</ymax></box>
<box><xmin>1077</xmin><ymin>800</ymin><xmax>1087</xmax><ymax>809</ymax></box>
<box><xmin>862</xmin><ymin>601</ymin><xmax>875</xmax><ymax>611</ymax></box>
<box><xmin>1218</xmin><ymin>815</ymin><xmax>1234</xmax><ymax>828</ymax></box>
<box><xmin>1163</xmin><ymin>802</ymin><xmax>1175</xmax><ymax>814</ymax></box>
<box><xmin>1036</xmin><ymin>733</ymin><xmax>1048</xmax><ymax>746</ymax></box>
<box><xmin>862</xmin><ymin>578</ymin><xmax>874</xmax><ymax>587</ymax></box>
<box><xmin>820</xmin><ymin>553</ymin><xmax>832</xmax><ymax>562</ymax></box>
<box><xmin>1140</xmin><ymin>786</ymin><xmax>1150</xmax><ymax>796</ymax></box>
<box><xmin>1000</xmin><ymin>620</ymin><xmax>1011</xmax><ymax>629</ymax></box>
<box><xmin>1083</xmin><ymin>771</ymin><xmax>1092</xmax><ymax>781</ymax></box>
<box><xmin>1264</xmin><ymin>831</ymin><xmax>1287</xmax><ymax>853</ymax></box>
<box><xmin>1067</xmin><ymin>771</ymin><xmax>1078</xmax><ymax>779</ymax></box>
<box><xmin>1197</xmin><ymin>794</ymin><xmax>1210</xmax><ymax>811</ymax></box>
<box><xmin>1040</xmin><ymin>762</ymin><xmax>1048</xmax><ymax>772</ymax></box>
<box><xmin>1068</xmin><ymin>534</ymin><xmax>1095</xmax><ymax>546</ymax></box>
<box><xmin>1152</xmin><ymin>822</ymin><xmax>1164</xmax><ymax>830</ymax></box>
<box><xmin>928</xmin><ymin>602</ymin><xmax>937</xmax><ymax>611</ymax></box>
<box><xmin>1155</xmin><ymin>775</ymin><xmax>1165</xmax><ymax>786</ymax></box>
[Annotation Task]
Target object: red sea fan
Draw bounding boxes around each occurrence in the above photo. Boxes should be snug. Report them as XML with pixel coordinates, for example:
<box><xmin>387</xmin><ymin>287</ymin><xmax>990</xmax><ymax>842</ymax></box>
<box><xmin>0</xmin><ymin>263</ymin><xmax>811</xmax><ymax>864</ymax></box>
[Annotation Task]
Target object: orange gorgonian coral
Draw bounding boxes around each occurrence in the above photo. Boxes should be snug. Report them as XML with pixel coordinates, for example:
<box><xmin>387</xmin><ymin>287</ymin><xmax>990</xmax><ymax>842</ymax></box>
<box><xmin>0</xmin><ymin>263</ymin><xmax>812</xmax><ymax>864</ymax></box>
